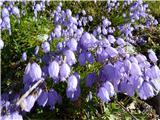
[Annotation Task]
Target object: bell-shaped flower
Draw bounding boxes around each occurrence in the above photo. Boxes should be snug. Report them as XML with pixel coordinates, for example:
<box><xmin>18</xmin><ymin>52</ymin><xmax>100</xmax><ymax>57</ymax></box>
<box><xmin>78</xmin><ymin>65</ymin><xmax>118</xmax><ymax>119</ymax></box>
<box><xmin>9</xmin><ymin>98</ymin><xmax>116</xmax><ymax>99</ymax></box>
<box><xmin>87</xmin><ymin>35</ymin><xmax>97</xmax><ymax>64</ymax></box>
<box><xmin>23</xmin><ymin>63</ymin><xmax>32</xmax><ymax>85</ymax></box>
<box><xmin>54</xmin><ymin>25</ymin><xmax>61</xmax><ymax>38</ymax></box>
<box><xmin>138</xmin><ymin>82</ymin><xmax>154</xmax><ymax>100</ymax></box>
<box><xmin>130</xmin><ymin>63</ymin><xmax>142</xmax><ymax>76</ymax></box>
<box><xmin>68</xmin><ymin>28</ymin><xmax>74</xmax><ymax>36</ymax></box>
<box><xmin>48</xmin><ymin>61</ymin><xmax>59</xmax><ymax>80</ymax></box>
<box><xmin>118</xmin><ymin>47</ymin><xmax>126</xmax><ymax>55</ymax></box>
<box><xmin>129</xmin><ymin>56</ymin><xmax>138</xmax><ymax>64</ymax></box>
<box><xmin>69</xmin><ymin>16</ymin><xmax>77</xmax><ymax>24</ymax></box>
<box><xmin>86</xmin><ymin>52</ymin><xmax>94</xmax><ymax>64</ymax></box>
<box><xmin>139</xmin><ymin>61</ymin><xmax>150</xmax><ymax>69</ymax></box>
<box><xmin>108</xmin><ymin>35</ymin><xmax>116</xmax><ymax>44</ymax></box>
<box><xmin>100</xmin><ymin>38</ymin><xmax>110</xmax><ymax>47</ymax></box>
<box><xmin>59</xmin><ymin>2</ymin><xmax>62</xmax><ymax>6</ymax></box>
<box><xmin>10</xmin><ymin>112</ymin><xmax>23</xmax><ymax>120</ymax></box>
<box><xmin>63</xmin><ymin>50</ymin><xmax>76</xmax><ymax>66</ymax></box>
<box><xmin>35</xmin><ymin>4</ymin><xmax>41</xmax><ymax>11</ymax></box>
<box><xmin>41</xmin><ymin>41</ymin><xmax>50</xmax><ymax>53</ymax></box>
<box><xmin>145</xmin><ymin>68</ymin><xmax>152</xmax><ymax>78</ymax></box>
<box><xmin>103</xmin><ymin>18</ymin><xmax>111</xmax><ymax>27</ymax></box>
<box><xmin>80</xmin><ymin>32</ymin><xmax>97</xmax><ymax>49</ymax></box>
<box><xmin>56</xmin><ymin>6</ymin><xmax>61</xmax><ymax>12</ymax></box>
<box><xmin>75</xmin><ymin>29</ymin><xmax>83</xmax><ymax>36</ymax></box>
<box><xmin>67</xmin><ymin>75</ymin><xmax>78</xmax><ymax>91</ymax></box>
<box><xmin>102</xmin><ymin>27</ymin><xmax>108</xmax><ymax>35</ymax></box>
<box><xmin>2</xmin><ymin>8</ymin><xmax>9</xmax><ymax>18</ymax></box>
<box><xmin>100</xmin><ymin>64</ymin><xmax>114</xmax><ymax>81</ymax></box>
<box><xmin>124</xmin><ymin>59</ymin><xmax>132</xmax><ymax>72</ymax></box>
<box><xmin>3</xmin><ymin>16</ymin><xmax>11</xmax><ymax>29</ymax></box>
<box><xmin>12</xmin><ymin>7</ymin><xmax>20</xmax><ymax>17</ymax></box>
<box><xmin>88</xmin><ymin>15</ymin><xmax>93</xmax><ymax>22</ymax></box>
<box><xmin>81</xmin><ymin>9</ymin><xmax>86</xmax><ymax>15</ymax></box>
<box><xmin>118</xmin><ymin>79</ymin><xmax>127</xmax><ymax>93</ymax></box>
<box><xmin>47</xmin><ymin>89</ymin><xmax>62</xmax><ymax>109</ymax></box>
<box><xmin>148</xmin><ymin>49</ymin><xmax>158</xmax><ymax>63</ymax></box>
<box><xmin>1</xmin><ymin>112</ymin><xmax>23</xmax><ymax>120</ymax></box>
<box><xmin>85</xmin><ymin>72</ymin><xmax>97</xmax><ymax>87</ymax></box>
<box><xmin>22</xmin><ymin>52</ymin><xmax>27</xmax><ymax>61</ymax></box>
<box><xmin>56</xmin><ymin>42</ymin><xmax>63</xmax><ymax>52</ymax></box>
<box><xmin>96</xmin><ymin>26</ymin><xmax>101</xmax><ymax>34</ymax></box>
<box><xmin>133</xmin><ymin>76</ymin><xmax>144</xmax><ymax>89</ymax></box>
<box><xmin>114</xmin><ymin>60</ymin><xmax>125</xmax><ymax>73</ymax></box>
<box><xmin>42</xmin><ymin>52</ymin><xmax>55</xmax><ymax>65</ymax></box>
<box><xmin>37</xmin><ymin>91</ymin><xmax>48</xmax><ymax>107</ymax></box>
<box><xmin>60</xmin><ymin>63</ymin><xmax>70</xmax><ymax>81</ymax></box>
<box><xmin>90</xmin><ymin>34</ymin><xmax>98</xmax><ymax>47</ymax></box>
<box><xmin>67</xmin><ymin>38</ymin><xmax>77</xmax><ymax>51</ymax></box>
<box><xmin>73</xmin><ymin>72</ymin><xmax>80</xmax><ymax>84</ymax></box>
<box><xmin>72</xmin><ymin>24</ymin><xmax>77</xmax><ymax>31</ymax></box>
<box><xmin>149</xmin><ymin>65</ymin><xmax>160</xmax><ymax>80</ymax></box>
<box><xmin>136</xmin><ymin>54</ymin><xmax>147</xmax><ymax>63</ymax></box>
<box><xmin>96</xmin><ymin>47</ymin><xmax>109</xmax><ymax>62</ymax></box>
<box><xmin>66</xmin><ymin>73</ymin><xmax>81</xmax><ymax>101</ymax></box>
<box><xmin>103</xmin><ymin>81</ymin><xmax>115</xmax><ymax>97</ymax></box>
<box><xmin>105</xmin><ymin>46</ymin><xmax>118</xmax><ymax>58</ymax></box>
<box><xmin>66</xmin><ymin>9</ymin><xmax>72</xmax><ymax>17</ymax></box>
<box><xmin>29</xmin><ymin>62</ymin><xmax>42</xmax><ymax>82</ymax></box>
<box><xmin>66</xmin><ymin>85</ymin><xmax>81</xmax><ymax>101</ymax></box>
<box><xmin>80</xmin><ymin>32</ymin><xmax>91</xmax><ymax>48</ymax></box>
<box><xmin>1</xmin><ymin>115</ymin><xmax>11</xmax><ymax>120</ymax></box>
<box><xmin>100</xmin><ymin>64</ymin><xmax>121</xmax><ymax>82</ymax></box>
<box><xmin>78</xmin><ymin>52</ymin><xmax>86</xmax><ymax>66</ymax></box>
<box><xmin>126</xmin><ymin>83</ymin><xmax>135</xmax><ymax>97</ymax></box>
<box><xmin>97</xmin><ymin>87</ymin><xmax>110</xmax><ymax>103</ymax></box>
<box><xmin>23</xmin><ymin>62</ymin><xmax>42</xmax><ymax>85</ymax></box>
<box><xmin>116</xmin><ymin>38</ymin><xmax>125</xmax><ymax>46</ymax></box>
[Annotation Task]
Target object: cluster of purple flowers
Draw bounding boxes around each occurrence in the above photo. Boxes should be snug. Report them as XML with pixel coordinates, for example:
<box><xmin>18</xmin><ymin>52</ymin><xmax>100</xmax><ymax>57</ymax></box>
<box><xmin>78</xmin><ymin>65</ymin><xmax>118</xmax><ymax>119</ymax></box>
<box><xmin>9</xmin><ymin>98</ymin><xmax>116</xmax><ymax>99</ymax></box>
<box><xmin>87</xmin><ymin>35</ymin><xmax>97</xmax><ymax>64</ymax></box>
<box><xmin>0</xmin><ymin>1</ymin><xmax>20</xmax><ymax>36</ymax></box>
<box><xmin>1</xmin><ymin>0</ymin><xmax>160</xmax><ymax>119</ymax></box>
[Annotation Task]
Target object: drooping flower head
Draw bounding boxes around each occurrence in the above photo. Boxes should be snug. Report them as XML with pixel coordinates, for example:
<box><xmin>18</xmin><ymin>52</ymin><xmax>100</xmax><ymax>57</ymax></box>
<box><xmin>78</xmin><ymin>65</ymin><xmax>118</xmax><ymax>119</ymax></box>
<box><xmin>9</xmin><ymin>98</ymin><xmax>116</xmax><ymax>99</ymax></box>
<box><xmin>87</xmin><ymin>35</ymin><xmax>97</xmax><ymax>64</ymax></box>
<box><xmin>22</xmin><ymin>52</ymin><xmax>27</xmax><ymax>61</ymax></box>
<box><xmin>102</xmin><ymin>81</ymin><xmax>115</xmax><ymax>97</ymax></box>
<box><xmin>47</xmin><ymin>89</ymin><xmax>62</xmax><ymax>109</ymax></box>
<box><xmin>67</xmin><ymin>75</ymin><xmax>78</xmax><ymax>91</ymax></box>
<box><xmin>148</xmin><ymin>49</ymin><xmax>158</xmax><ymax>63</ymax></box>
<box><xmin>78</xmin><ymin>51</ymin><xmax>86</xmax><ymax>66</ymax></box>
<box><xmin>80</xmin><ymin>32</ymin><xmax>97</xmax><ymax>49</ymax></box>
<box><xmin>60</xmin><ymin>63</ymin><xmax>71</xmax><ymax>81</ymax></box>
<box><xmin>23</xmin><ymin>62</ymin><xmax>42</xmax><ymax>84</ymax></box>
<box><xmin>85</xmin><ymin>52</ymin><xmax>94</xmax><ymax>64</ymax></box>
<box><xmin>97</xmin><ymin>87</ymin><xmax>110</xmax><ymax>103</ymax></box>
<box><xmin>85</xmin><ymin>72</ymin><xmax>97</xmax><ymax>87</ymax></box>
<box><xmin>138</xmin><ymin>82</ymin><xmax>154</xmax><ymax>100</ymax></box>
<box><xmin>63</xmin><ymin>50</ymin><xmax>76</xmax><ymax>66</ymax></box>
<box><xmin>48</xmin><ymin>61</ymin><xmax>60</xmax><ymax>80</ymax></box>
<box><xmin>41</xmin><ymin>41</ymin><xmax>50</xmax><ymax>53</ymax></box>
<box><xmin>1</xmin><ymin>112</ymin><xmax>23</xmax><ymax>120</ymax></box>
<box><xmin>12</xmin><ymin>7</ymin><xmax>20</xmax><ymax>17</ymax></box>
<box><xmin>37</xmin><ymin>91</ymin><xmax>48</xmax><ymax>107</ymax></box>
<box><xmin>2</xmin><ymin>7</ymin><xmax>9</xmax><ymax>18</ymax></box>
<box><xmin>66</xmin><ymin>38</ymin><xmax>78</xmax><ymax>51</ymax></box>
<box><xmin>29</xmin><ymin>62</ymin><xmax>42</xmax><ymax>82</ymax></box>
